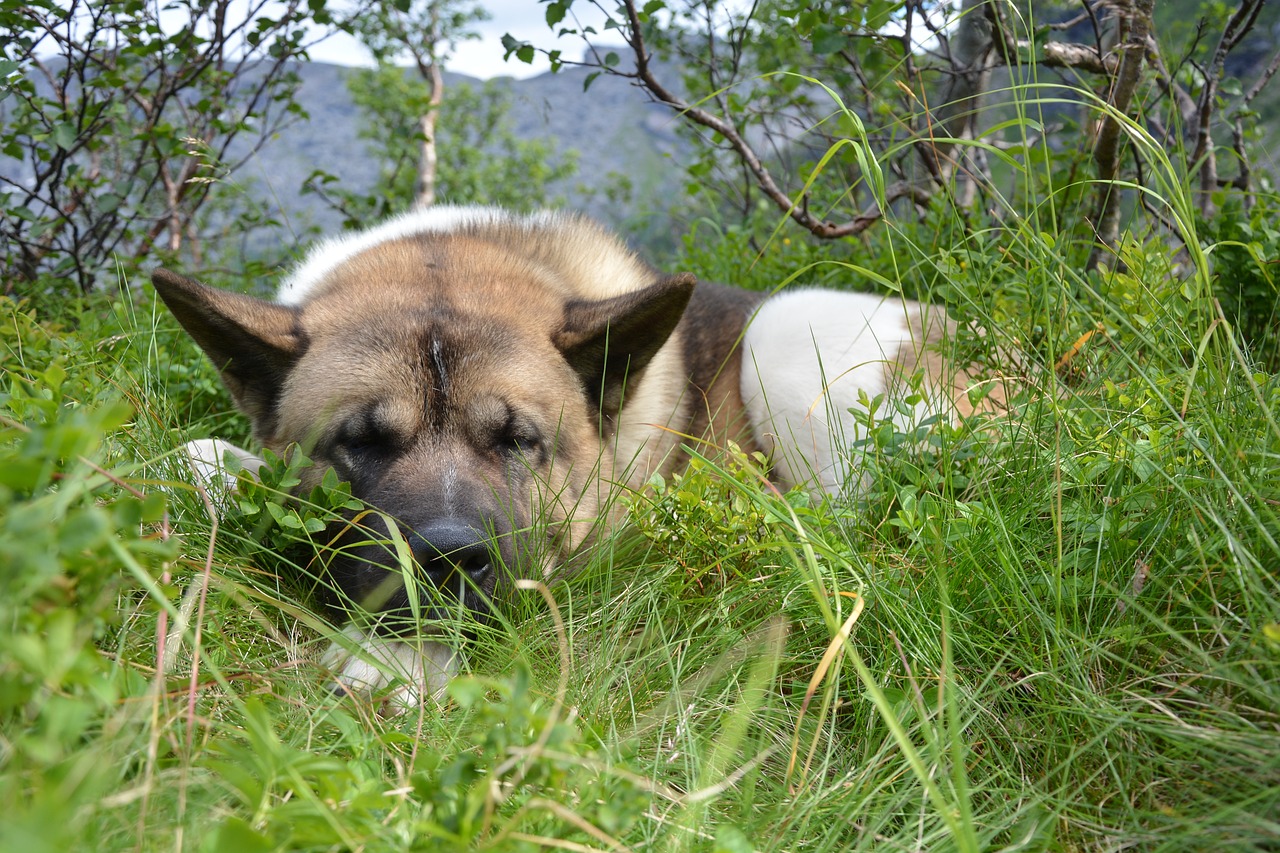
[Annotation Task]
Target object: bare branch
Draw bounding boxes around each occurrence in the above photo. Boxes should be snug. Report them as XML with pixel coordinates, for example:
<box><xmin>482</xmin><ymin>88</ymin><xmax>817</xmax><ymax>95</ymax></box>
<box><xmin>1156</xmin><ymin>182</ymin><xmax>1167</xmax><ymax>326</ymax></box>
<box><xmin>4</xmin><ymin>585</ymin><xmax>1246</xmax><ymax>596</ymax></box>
<box><xmin>984</xmin><ymin>3</ymin><xmax>1118</xmax><ymax>75</ymax></box>
<box><xmin>1039</xmin><ymin>40</ymin><xmax>1119</xmax><ymax>74</ymax></box>
<box><xmin>1244</xmin><ymin>48</ymin><xmax>1280</xmax><ymax>104</ymax></box>
<box><xmin>1192</xmin><ymin>0</ymin><xmax>1267</xmax><ymax>216</ymax></box>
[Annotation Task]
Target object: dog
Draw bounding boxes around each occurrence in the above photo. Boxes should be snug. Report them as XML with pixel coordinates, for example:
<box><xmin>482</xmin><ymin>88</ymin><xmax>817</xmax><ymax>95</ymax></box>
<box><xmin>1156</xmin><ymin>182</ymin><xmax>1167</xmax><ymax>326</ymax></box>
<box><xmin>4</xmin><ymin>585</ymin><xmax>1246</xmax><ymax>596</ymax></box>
<box><xmin>155</xmin><ymin>206</ymin><xmax>998</xmax><ymax>708</ymax></box>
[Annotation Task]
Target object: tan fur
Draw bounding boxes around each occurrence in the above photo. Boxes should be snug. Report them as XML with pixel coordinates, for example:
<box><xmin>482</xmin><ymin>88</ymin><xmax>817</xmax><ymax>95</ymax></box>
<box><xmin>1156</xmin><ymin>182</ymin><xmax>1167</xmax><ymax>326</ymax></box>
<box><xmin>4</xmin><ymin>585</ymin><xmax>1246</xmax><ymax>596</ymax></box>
<box><xmin>894</xmin><ymin>303</ymin><xmax>1008</xmax><ymax>419</ymax></box>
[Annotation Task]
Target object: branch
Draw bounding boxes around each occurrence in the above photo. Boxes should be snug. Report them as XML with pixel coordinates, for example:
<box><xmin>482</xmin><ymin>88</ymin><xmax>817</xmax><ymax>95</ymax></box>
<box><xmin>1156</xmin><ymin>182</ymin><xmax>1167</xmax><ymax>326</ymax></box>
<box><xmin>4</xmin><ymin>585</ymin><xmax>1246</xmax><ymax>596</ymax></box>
<box><xmin>987</xmin><ymin>10</ymin><xmax>1117</xmax><ymax>76</ymax></box>
<box><xmin>1228</xmin><ymin>114</ymin><xmax>1250</xmax><ymax>193</ymax></box>
<box><xmin>616</xmin><ymin>0</ymin><xmax>921</xmax><ymax>238</ymax></box>
<box><xmin>1037</xmin><ymin>39</ymin><xmax>1118</xmax><ymax>74</ymax></box>
<box><xmin>1192</xmin><ymin>0</ymin><xmax>1267</xmax><ymax>215</ymax></box>
<box><xmin>1244</xmin><ymin>47</ymin><xmax>1280</xmax><ymax>105</ymax></box>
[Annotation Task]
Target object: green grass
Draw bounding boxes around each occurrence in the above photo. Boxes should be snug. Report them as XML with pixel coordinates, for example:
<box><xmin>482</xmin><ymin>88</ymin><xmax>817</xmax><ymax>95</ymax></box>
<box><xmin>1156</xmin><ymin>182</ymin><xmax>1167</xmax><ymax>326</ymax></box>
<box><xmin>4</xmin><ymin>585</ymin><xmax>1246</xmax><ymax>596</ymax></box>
<box><xmin>4</xmin><ymin>248</ymin><xmax>1279</xmax><ymax>851</ymax></box>
<box><xmin>3</xmin><ymin>88</ymin><xmax>1280</xmax><ymax>851</ymax></box>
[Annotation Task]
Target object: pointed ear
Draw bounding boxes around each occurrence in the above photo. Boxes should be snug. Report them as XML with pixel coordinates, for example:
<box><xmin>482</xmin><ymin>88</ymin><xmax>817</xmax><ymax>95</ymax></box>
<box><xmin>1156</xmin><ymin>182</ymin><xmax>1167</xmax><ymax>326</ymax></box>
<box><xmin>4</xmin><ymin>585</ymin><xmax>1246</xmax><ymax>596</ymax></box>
<box><xmin>152</xmin><ymin>268</ymin><xmax>306</xmax><ymax>439</ymax></box>
<box><xmin>553</xmin><ymin>274</ymin><xmax>696</xmax><ymax>417</ymax></box>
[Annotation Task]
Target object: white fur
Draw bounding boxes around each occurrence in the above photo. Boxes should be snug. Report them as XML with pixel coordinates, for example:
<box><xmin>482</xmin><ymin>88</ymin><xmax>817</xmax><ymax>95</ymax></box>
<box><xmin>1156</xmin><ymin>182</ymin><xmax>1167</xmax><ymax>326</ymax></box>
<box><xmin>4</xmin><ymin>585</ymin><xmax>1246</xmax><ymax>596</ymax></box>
<box><xmin>183</xmin><ymin>438</ymin><xmax>266</xmax><ymax>506</ymax></box>
<box><xmin>322</xmin><ymin>625</ymin><xmax>459</xmax><ymax>711</ymax></box>
<box><xmin>741</xmin><ymin>290</ymin><xmax>928</xmax><ymax>496</ymax></box>
<box><xmin>277</xmin><ymin>205</ymin><xmax>566</xmax><ymax>305</ymax></box>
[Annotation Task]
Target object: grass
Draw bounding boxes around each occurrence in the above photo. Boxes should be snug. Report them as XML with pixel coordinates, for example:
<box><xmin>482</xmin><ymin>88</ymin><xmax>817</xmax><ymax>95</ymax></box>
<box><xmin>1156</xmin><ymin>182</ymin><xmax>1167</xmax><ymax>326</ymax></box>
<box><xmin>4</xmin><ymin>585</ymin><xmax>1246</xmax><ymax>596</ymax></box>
<box><xmin>3</xmin><ymin>86</ymin><xmax>1280</xmax><ymax>852</ymax></box>
<box><xmin>4</xmin><ymin>264</ymin><xmax>1278</xmax><ymax>852</ymax></box>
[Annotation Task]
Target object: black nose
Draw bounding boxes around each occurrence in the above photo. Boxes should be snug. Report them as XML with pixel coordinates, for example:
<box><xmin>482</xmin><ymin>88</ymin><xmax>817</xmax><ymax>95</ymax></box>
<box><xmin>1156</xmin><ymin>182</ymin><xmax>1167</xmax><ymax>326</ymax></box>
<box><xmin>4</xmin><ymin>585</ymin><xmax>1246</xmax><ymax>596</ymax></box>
<box><xmin>409</xmin><ymin>521</ymin><xmax>493</xmax><ymax>584</ymax></box>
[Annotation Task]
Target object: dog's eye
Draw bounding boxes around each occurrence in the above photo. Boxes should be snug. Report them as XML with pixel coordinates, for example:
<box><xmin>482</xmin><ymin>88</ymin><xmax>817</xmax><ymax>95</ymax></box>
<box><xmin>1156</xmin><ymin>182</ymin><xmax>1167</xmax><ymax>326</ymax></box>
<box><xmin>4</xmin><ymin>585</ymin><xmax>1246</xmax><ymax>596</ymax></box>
<box><xmin>342</xmin><ymin>432</ymin><xmax>379</xmax><ymax>453</ymax></box>
<box><xmin>500</xmin><ymin>431</ymin><xmax>540</xmax><ymax>456</ymax></box>
<box><xmin>337</xmin><ymin>422</ymin><xmax>392</xmax><ymax>456</ymax></box>
<box><xmin>496</xmin><ymin>416</ymin><xmax>541</xmax><ymax>458</ymax></box>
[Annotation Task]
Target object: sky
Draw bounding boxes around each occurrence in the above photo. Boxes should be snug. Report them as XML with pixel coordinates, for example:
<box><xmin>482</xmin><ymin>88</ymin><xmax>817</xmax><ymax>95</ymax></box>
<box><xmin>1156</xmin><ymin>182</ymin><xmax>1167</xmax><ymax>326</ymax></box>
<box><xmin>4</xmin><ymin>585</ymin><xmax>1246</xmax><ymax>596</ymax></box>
<box><xmin>307</xmin><ymin>0</ymin><xmax>611</xmax><ymax>80</ymax></box>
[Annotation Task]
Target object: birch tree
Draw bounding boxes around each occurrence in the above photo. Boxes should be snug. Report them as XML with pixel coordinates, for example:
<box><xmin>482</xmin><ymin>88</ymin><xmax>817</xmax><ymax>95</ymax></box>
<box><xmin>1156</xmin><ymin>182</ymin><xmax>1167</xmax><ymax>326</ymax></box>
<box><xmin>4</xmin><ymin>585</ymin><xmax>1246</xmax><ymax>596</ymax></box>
<box><xmin>347</xmin><ymin>0</ymin><xmax>489</xmax><ymax>208</ymax></box>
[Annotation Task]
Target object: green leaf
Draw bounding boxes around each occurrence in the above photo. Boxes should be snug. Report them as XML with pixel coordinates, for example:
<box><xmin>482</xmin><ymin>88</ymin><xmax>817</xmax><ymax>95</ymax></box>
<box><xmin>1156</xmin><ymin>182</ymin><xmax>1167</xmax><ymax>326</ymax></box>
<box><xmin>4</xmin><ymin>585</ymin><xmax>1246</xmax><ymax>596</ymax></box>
<box><xmin>208</xmin><ymin>817</ymin><xmax>274</xmax><ymax>853</ymax></box>
<box><xmin>714</xmin><ymin>826</ymin><xmax>755</xmax><ymax>853</ymax></box>
<box><xmin>140</xmin><ymin>491</ymin><xmax>168</xmax><ymax>523</ymax></box>
<box><xmin>811</xmin><ymin>26</ymin><xmax>845</xmax><ymax>55</ymax></box>
<box><xmin>446</xmin><ymin>676</ymin><xmax>485</xmax><ymax>708</ymax></box>
<box><xmin>265</xmin><ymin>502</ymin><xmax>289</xmax><ymax>525</ymax></box>
<box><xmin>502</xmin><ymin>34</ymin><xmax>534</xmax><ymax>64</ymax></box>
<box><xmin>51</xmin><ymin>122</ymin><xmax>78</xmax><ymax>151</ymax></box>
<box><xmin>321</xmin><ymin>465</ymin><xmax>339</xmax><ymax>490</ymax></box>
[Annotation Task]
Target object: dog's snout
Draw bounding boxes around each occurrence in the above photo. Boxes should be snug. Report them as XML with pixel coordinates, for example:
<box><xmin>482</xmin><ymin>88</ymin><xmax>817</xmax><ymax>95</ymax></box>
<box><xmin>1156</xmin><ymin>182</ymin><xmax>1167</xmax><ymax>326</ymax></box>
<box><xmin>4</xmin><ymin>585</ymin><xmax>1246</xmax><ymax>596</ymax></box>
<box><xmin>410</xmin><ymin>521</ymin><xmax>493</xmax><ymax>582</ymax></box>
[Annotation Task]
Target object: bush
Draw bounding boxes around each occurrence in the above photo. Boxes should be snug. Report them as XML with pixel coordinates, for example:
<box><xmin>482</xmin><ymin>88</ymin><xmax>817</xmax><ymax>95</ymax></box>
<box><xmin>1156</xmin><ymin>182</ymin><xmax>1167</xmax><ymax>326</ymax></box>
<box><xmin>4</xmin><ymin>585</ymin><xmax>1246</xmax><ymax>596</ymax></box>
<box><xmin>1201</xmin><ymin>196</ymin><xmax>1280</xmax><ymax>370</ymax></box>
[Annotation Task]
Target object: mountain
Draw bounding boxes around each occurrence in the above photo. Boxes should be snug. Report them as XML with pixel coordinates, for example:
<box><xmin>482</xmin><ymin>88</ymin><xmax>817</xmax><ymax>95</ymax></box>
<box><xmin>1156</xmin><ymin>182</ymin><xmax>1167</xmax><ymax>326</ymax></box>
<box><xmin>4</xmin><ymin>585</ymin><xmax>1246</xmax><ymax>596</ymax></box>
<box><xmin>234</xmin><ymin>60</ymin><xmax>692</xmax><ymax>251</ymax></box>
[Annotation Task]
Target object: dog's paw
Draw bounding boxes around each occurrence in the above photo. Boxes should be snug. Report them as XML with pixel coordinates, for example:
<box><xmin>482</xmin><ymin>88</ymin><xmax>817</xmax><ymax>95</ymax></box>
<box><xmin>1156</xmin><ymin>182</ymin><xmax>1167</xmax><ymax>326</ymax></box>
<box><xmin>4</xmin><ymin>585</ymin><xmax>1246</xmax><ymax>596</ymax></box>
<box><xmin>321</xmin><ymin>626</ymin><xmax>460</xmax><ymax>712</ymax></box>
<box><xmin>183</xmin><ymin>438</ymin><xmax>265</xmax><ymax>501</ymax></box>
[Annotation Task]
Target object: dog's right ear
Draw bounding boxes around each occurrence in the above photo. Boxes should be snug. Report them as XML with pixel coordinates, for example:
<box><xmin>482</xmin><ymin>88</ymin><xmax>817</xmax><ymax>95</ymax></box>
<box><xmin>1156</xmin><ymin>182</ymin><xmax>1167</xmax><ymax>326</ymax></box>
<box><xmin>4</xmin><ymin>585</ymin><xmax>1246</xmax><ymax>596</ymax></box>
<box><xmin>553</xmin><ymin>273</ymin><xmax>696</xmax><ymax>419</ymax></box>
<box><xmin>152</xmin><ymin>268</ymin><xmax>305</xmax><ymax>439</ymax></box>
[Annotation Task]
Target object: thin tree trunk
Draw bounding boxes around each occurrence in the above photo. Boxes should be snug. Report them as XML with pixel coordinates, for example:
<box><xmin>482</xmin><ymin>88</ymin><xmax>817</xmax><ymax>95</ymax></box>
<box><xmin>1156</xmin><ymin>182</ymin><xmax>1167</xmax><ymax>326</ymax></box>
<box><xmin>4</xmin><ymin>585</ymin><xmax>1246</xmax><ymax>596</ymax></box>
<box><xmin>415</xmin><ymin>58</ymin><xmax>443</xmax><ymax>208</ymax></box>
<box><xmin>414</xmin><ymin>2</ymin><xmax>444</xmax><ymax>209</ymax></box>
<box><xmin>1087</xmin><ymin>0</ymin><xmax>1155</xmax><ymax>272</ymax></box>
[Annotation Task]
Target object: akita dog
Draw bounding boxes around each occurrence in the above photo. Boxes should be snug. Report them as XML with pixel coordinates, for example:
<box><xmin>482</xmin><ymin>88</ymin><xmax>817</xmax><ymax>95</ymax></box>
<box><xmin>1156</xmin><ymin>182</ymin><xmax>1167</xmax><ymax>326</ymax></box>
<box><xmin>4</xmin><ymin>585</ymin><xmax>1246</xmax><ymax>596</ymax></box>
<box><xmin>155</xmin><ymin>206</ymin><xmax>995</xmax><ymax>707</ymax></box>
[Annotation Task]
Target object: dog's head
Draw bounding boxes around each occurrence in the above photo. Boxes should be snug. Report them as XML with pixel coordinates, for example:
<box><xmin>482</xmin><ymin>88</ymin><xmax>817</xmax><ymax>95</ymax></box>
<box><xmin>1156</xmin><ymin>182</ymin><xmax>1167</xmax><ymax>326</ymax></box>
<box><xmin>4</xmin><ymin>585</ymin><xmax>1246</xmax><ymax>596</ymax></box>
<box><xmin>154</xmin><ymin>228</ymin><xmax>693</xmax><ymax>628</ymax></box>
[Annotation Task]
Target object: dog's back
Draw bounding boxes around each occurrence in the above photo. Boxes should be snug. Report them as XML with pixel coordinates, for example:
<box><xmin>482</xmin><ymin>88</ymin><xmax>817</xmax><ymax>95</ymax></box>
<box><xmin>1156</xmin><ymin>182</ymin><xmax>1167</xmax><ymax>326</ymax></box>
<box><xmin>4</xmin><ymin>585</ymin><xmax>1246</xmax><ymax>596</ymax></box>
<box><xmin>740</xmin><ymin>289</ymin><xmax>1003</xmax><ymax>496</ymax></box>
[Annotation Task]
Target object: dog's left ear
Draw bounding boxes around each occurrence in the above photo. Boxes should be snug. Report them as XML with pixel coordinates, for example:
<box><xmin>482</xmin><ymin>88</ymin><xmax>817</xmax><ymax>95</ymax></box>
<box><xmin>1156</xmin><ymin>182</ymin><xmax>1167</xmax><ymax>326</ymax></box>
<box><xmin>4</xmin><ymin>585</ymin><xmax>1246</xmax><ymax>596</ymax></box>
<box><xmin>554</xmin><ymin>273</ymin><xmax>696</xmax><ymax>417</ymax></box>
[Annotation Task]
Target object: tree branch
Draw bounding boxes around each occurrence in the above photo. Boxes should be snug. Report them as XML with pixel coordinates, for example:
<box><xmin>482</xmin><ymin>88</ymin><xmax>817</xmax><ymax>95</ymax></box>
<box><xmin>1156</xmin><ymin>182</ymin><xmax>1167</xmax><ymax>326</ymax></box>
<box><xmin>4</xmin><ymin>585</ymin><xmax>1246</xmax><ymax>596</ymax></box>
<box><xmin>617</xmin><ymin>0</ymin><xmax>930</xmax><ymax>238</ymax></box>
<box><xmin>1192</xmin><ymin>0</ymin><xmax>1266</xmax><ymax>216</ymax></box>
